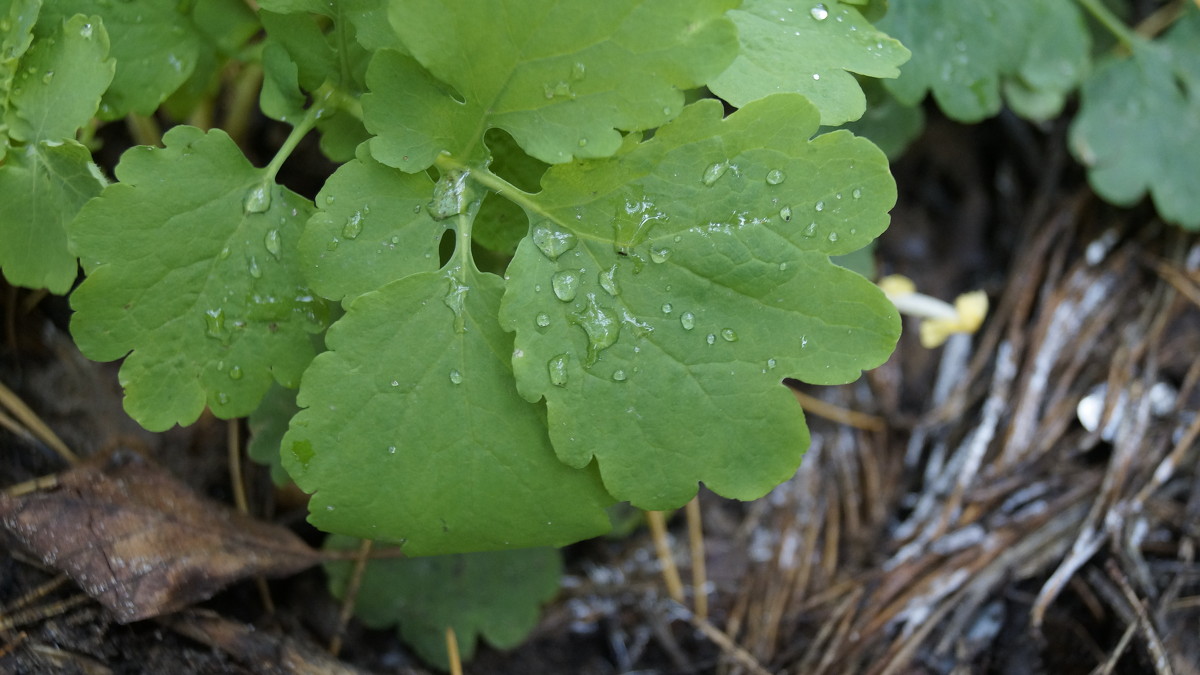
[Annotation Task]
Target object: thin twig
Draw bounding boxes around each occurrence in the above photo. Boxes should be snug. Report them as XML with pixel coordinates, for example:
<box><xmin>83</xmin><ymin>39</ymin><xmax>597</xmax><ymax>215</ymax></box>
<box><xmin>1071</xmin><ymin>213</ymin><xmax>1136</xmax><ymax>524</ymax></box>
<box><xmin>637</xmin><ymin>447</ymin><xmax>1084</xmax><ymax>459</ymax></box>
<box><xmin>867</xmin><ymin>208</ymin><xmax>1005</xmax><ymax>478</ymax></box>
<box><xmin>674</xmin><ymin>602</ymin><xmax>774</xmax><ymax>675</ymax></box>
<box><xmin>685</xmin><ymin>496</ymin><xmax>708</xmax><ymax>621</ymax></box>
<box><xmin>329</xmin><ymin>538</ymin><xmax>373</xmax><ymax>657</ymax></box>
<box><xmin>790</xmin><ymin>389</ymin><xmax>887</xmax><ymax>432</ymax></box>
<box><xmin>0</xmin><ymin>380</ymin><xmax>78</xmax><ymax>464</ymax></box>
<box><xmin>446</xmin><ymin>626</ymin><xmax>463</xmax><ymax>675</ymax></box>
<box><xmin>646</xmin><ymin>510</ymin><xmax>685</xmax><ymax>603</ymax></box>
<box><xmin>226</xmin><ymin>418</ymin><xmax>274</xmax><ymax>615</ymax></box>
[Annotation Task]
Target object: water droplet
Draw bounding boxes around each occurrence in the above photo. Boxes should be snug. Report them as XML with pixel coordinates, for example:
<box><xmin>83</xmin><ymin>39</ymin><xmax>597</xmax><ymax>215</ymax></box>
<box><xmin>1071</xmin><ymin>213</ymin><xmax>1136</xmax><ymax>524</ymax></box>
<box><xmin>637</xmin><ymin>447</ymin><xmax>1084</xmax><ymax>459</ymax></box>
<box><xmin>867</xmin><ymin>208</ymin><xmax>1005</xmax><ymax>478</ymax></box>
<box><xmin>815</xmin><ymin>201</ymin><xmax>825</xmax><ymax>211</ymax></box>
<box><xmin>650</xmin><ymin>247</ymin><xmax>671</xmax><ymax>264</ymax></box>
<box><xmin>243</xmin><ymin>185</ymin><xmax>271</xmax><ymax>214</ymax></box>
<box><xmin>812</xmin><ymin>73</ymin><xmax>821</xmax><ymax>80</ymax></box>
<box><xmin>721</xmin><ymin>328</ymin><xmax>738</xmax><ymax>342</ymax></box>
<box><xmin>767</xmin><ymin>358</ymin><xmax>777</xmax><ymax>369</ymax></box>
<box><xmin>327</xmin><ymin>237</ymin><xmax>339</xmax><ymax>251</ymax></box>
<box><xmin>388</xmin><ymin>445</ymin><xmax>397</xmax><ymax>454</ymax></box>
<box><xmin>779</xmin><ymin>206</ymin><xmax>793</xmax><ymax>221</ymax></box>
<box><xmin>342</xmin><ymin>211</ymin><xmax>364</xmax><ymax>239</ymax></box>
<box><xmin>702</xmin><ymin>161</ymin><xmax>729</xmax><ymax>186</ymax></box>
<box><xmin>324</xmin><ymin>194</ymin><xmax>336</xmax><ymax>205</ymax></box>
<box><xmin>204</xmin><ymin>308</ymin><xmax>226</xmax><ymax>339</ymax></box>
<box><xmin>827</xmin><ymin>232</ymin><xmax>839</xmax><ymax>242</ymax></box>
<box><xmin>248</xmin><ymin>256</ymin><xmax>262</xmax><ymax>279</ymax></box>
<box><xmin>218</xmin><ymin>246</ymin><xmax>231</xmax><ymax>260</ymax></box>
<box><xmin>706</xmin><ymin>333</ymin><xmax>716</xmax><ymax>345</ymax></box>
<box><xmin>413</xmin><ymin>204</ymin><xmax>422</xmax><ymax>213</ymax></box>
<box><xmin>80</xmin><ymin>22</ymin><xmax>93</xmax><ymax>38</ymax></box>
<box><xmin>41</xmin><ymin>71</ymin><xmax>53</xmax><ymax>84</ymax></box>
<box><xmin>612</xmin><ymin>369</ymin><xmax>627</xmax><ymax>382</ymax></box>
<box><xmin>217</xmin><ymin>392</ymin><xmax>229</xmax><ymax>405</ymax></box>
<box><xmin>570</xmin><ymin>293</ymin><xmax>620</xmax><ymax>366</ymax></box>
<box><xmin>765</xmin><ymin>169</ymin><xmax>786</xmax><ymax>185</ymax></box>
<box><xmin>552</xmin><ymin>269</ymin><xmax>580</xmax><ymax>302</ymax></box>
<box><xmin>680</xmin><ymin>312</ymin><xmax>695</xmax><ymax>331</ymax></box>
<box><xmin>264</xmin><ymin>229</ymin><xmax>282</xmax><ymax>259</ymax></box>
<box><xmin>531</xmin><ymin>225</ymin><xmax>577</xmax><ymax>260</ymax></box>
<box><xmin>391</xmin><ymin>379</ymin><xmax>400</xmax><ymax>387</ymax></box>
<box><xmin>429</xmin><ymin>170</ymin><xmax>469</xmax><ymax>220</ymax></box>
<box><xmin>571</xmin><ymin>61</ymin><xmax>586</xmax><ymax>80</ymax></box>
<box><xmin>535</xmin><ymin>312</ymin><xmax>551</xmax><ymax>327</ymax></box>
<box><xmin>548</xmin><ymin>354</ymin><xmax>569</xmax><ymax>387</ymax></box>
<box><xmin>443</xmin><ymin>274</ymin><xmax>469</xmax><ymax>333</ymax></box>
<box><xmin>578</xmin><ymin>138</ymin><xmax>588</xmax><ymax>147</ymax></box>
<box><xmin>779</xmin><ymin>262</ymin><xmax>788</xmax><ymax>271</ymax></box>
<box><xmin>803</xmin><ymin>222</ymin><xmax>818</xmax><ymax>237</ymax></box>
<box><xmin>228</xmin><ymin>365</ymin><xmax>243</xmax><ymax>380</ymax></box>
<box><xmin>661</xmin><ymin>303</ymin><xmax>673</xmax><ymax>314</ymax></box>
<box><xmin>811</xmin><ymin>3</ymin><xmax>828</xmax><ymax>20</ymax></box>
<box><xmin>449</xmin><ymin>369</ymin><xmax>463</xmax><ymax>384</ymax></box>
<box><xmin>390</xmin><ymin>235</ymin><xmax>400</xmax><ymax>245</ymax></box>
<box><xmin>852</xmin><ymin>188</ymin><xmax>862</xmax><ymax>199</ymax></box>
<box><xmin>598</xmin><ymin>265</ymin><xmax>619</xmax><ymax>296</ymax></box>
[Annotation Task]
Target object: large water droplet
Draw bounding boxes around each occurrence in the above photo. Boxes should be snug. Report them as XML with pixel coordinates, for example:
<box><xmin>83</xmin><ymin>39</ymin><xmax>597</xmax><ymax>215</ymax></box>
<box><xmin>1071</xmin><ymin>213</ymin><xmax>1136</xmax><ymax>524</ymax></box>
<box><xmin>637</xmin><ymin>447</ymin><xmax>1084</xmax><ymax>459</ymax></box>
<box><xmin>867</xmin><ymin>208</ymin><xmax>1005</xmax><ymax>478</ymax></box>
<box><xmin>612</xmin><ymin>369</ymin><xmax>627</xmax><ymax>382</ymax></box>
<box><xmin>680</xmin><ymin>312</ymin><xmax>695</xmax><ymax>331</ymax></box>
<box><xmin>765</xmin><ymin>169</ymin><xmax>786</xmax><ymax>185</ymax></box>
<box><xmin>342</xmin><ymin>211</ymin><xmax>364</xmax><ymax>239</ymax></box>
<box><xmin>552</xmin><ymin>269</ymin><xmax>580</xmax><ymax>302</ymax></box>
<box><xmin>702</xmin><ymin>161</ymin><xmax>729</xmax><ymax>186</ymax></box>
<box><xmin>429</xmin><ymin>170</ymin><xmax>469</xmax><ymax>220</ymax></box>
<box><xmin>598</xmin><ymin>264</ymin><xmax>620</xmax><ymax>296</ymax></box>
<box><xmin>810</xmin><ymin>3</ymin><xmax>829</xmax><ymax>20</ymax></box>
<box><xmin>228</xmin><ymin>365</ymin><xmax>243</xmax><ymax>380</ymax></box>
<box><xmin>780</xmin><ymin>206</ymin><xmax>793</xmax><ymax>221</ymax></box>
<box><xmin>548</xmin><ymin>354</ymin><xmax>569</xmax><ymax>387</ymax></box>
<box><xmin>721</xmin><ymin>328</ymin><xmax>738</xmax><ymax>342</ymax></box>
<box><xmin>535</xmin><ymin>312</ymin><xmax>551</xmax><ymax>327</ymax></box>
<box><xmin>532</xmin><ymin>225</ymin><xmax>577</xmax><ymax>260</ymax></box>
<box><xmin>443</xmin><ymin>274</ymin><xmax>469</xmax><ymax>333</ymax></box>
<box><xmin>571</xmin><ymin>293</ymin><xmax>620</xmax><ymax>366</ymax></box>
<box><xmin>661</xmin><ymin>303</ymin><xmax>673</xmax><ymax>314</ymax></box>
<box><xmin>650</xmin><ymin>247</ymin><xmax>671</xmax><ymax>264</ymax></box>
<box><xmin>248</xmin><ymin>255</ymin><xmax>262</xmax><ymax>279</ymax></box>
<box><xmin>80</xmin><ymin>22</ymin><xmax>94</xmax><ymax>38</ymax></box>
<box><xmin>449</xmin><ymin>369</ymin><xmax>463</xmax><ymax>385</ymax></box>
<box><xmin>264</xmin><ymin>229</ymin><xmax>282</xmax><ymax>260</ymax></box>
<box><xmin>244</xmin><ymin>185</ymin><xmax>271</xmax><ymax>214</ymax></box>
<box><xmin>204</xmin><ymin>308</ymin><xmax>226</xmax><ymax>339</ymax></box>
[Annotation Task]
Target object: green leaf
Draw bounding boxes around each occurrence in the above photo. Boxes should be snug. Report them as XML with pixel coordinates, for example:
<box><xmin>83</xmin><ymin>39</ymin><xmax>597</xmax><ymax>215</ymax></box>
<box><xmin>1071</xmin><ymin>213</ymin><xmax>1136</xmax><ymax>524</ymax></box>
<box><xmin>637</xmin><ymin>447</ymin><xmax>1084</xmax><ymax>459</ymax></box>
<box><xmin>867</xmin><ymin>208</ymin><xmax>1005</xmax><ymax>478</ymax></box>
<box><xmin>281</xmin><ymin>268</ymin><xmax>613</xmax><ymax>555</ymax></box>
<box><xmin>0</xmin><ymin>140</ymin><xmax>104</xmax><ymax>293</ymax></box>
<box><xmin>1069</xmin><ymin>9</ymin><xmax>1200</xmax><ymax>229</ymax></box>
<box><xmin>878</xmin><ymin>0</ymin><xmax>1088</xmax><ymax>122</ymax></box>
<box><xmin>499</xmin><ymin>94</ymin><xmax>899</xmax><ymax>509</ymax></box>
<box><xmin>69</xmin><ymin>126</ymin><xmax>329</xmax><ymax>431</ymax></box>
<box><xmin>708</xmin><ymin>0</ymin><xmax>909</xmax><ymax>126</ymax></box>
<box><xmin>324</xmin><ymin>537</ymin><xmax>563</xmax><ymax>669</ymax></box>
<box><xmin>161</xmin><ymin>0</ymin><xmax>260</xmax><ymax>120</ymax></box>
<box><xmin>0</xmin><ymin>0</ymin><xmax>42</xmax><ymax>150</ymax></box>
<box><xmin>5</xmin><ymin>13</ymin><xmax>113</xmax><ymax>143</ymax></box>
<box><xmin>299</xmin><ymin>144</ymin><xmax>442</xmax><ymax>304</ymax></box>
<box><xmin>247</xmin><ymin>382</ymin><xmax>299</xmax><ymax>486</ymax></box>
<box><xmin>364</xmin><ymin>0</ymin><xmax>739</xmax><ymax>170</ymax></box>
<box><xmin>473</xmin><ymin>130</ymin><xmax>551</xmax><ymax>255</ymax></box>
<box><xmin>38</xmin><ymin>0</ymin><xmax>202</xmax><ymax>118</ymax></box>
<box><xmin>841</xmin><ymin>76</ymin><xmax>924</xmax><ymax>159</ymax></box>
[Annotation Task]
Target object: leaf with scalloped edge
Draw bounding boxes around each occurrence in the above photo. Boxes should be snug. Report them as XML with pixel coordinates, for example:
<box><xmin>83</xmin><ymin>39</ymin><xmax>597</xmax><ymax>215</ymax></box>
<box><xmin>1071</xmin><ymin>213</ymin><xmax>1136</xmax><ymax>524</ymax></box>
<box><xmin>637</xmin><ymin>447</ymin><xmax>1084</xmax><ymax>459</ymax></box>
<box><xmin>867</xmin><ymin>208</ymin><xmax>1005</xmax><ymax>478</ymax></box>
<box><xmin>1069</xmin><ymin>8</ymin><xmax>1200</xmax><ymax>230</ymax></box>
<box><xmin>282</xmin><ymin>267</ymin><xmax>613</xmax><ymax>555</ymax></box>
<box><xmin>364</xmin><ymin>0</ymin><xmax>738</xmax><ymax>171</ymax></box>
<box><xmin>324</xmin><ymin>537</ymin><xmax>562</xmax><ymax>669</ymax></box>
<box><xmin>877</xmin><ymin>0</ymin><xmax>1088</xmax><ymax>123</ymax></box>
<box><xmin>298</xmin><ymin>144</ymin><xmax>443</xmax><ymax>304</ymax></box>
<box><xmin>499</xmin><ymin>94</ymin><xmax>899</xmax><ymax>509</ymax></box>
<box><xmin>69</xmin><ymin>126</ymin><xmax>330</xmax><ymax>431</ymax></box>
<box><xmin>708</xmin><ymin>0</ymin><xmax>909</xmax><ymax>126</ymax></box>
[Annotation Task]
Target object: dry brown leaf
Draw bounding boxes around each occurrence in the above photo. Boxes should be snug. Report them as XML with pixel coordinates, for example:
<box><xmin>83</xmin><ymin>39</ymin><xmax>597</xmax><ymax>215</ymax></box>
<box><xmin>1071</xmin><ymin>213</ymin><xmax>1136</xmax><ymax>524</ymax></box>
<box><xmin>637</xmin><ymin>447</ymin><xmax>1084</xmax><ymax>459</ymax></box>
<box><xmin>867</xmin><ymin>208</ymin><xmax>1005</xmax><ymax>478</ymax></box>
<box><xmin>0</xmin><ymin>449</ymin><xmax>321</xmax><ymax>623</ymax></box>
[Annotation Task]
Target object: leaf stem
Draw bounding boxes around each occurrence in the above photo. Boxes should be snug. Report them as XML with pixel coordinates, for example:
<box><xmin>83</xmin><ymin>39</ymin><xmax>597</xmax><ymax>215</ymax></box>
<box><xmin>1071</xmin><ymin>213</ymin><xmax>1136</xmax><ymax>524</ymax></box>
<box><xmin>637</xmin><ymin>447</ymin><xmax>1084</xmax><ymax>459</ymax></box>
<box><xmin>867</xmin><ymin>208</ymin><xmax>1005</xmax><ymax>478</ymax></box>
<box><xmin>1075</xmin><ymin>0</ymin><xmax>1140</xmax><ymax>50</ymax></box>
<box><xmin>262</xmin><ymin>81</ymin><xmax>336</xmax><ymax>182</ymax></box>
<box><xmin>434</xmin><ymin>154</ymin><xmax>554</xmax><ymax>223</ymax></box>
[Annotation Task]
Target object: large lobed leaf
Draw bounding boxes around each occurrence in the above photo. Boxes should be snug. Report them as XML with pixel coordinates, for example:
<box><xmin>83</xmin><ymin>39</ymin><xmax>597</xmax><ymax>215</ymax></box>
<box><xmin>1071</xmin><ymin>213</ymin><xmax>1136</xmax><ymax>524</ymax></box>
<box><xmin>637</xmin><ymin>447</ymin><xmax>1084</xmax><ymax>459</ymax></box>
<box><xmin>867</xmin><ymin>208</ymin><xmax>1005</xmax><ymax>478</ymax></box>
<box><xmin>709</xmin><ymin>0</ymin><xmax>909</xmax><ymax>126</ymax></box>
<box><xmin>282</xmin><ymin>268</ymin><xmax>613</xmax><ymax>555</ymax></box>
<box><xmin>70</xmin><ymin>126</ymin><xmax>329</xmax><ymax>431</ymax></box>
<box><xmin>500</xmin><ymin>94</ymin><xmax>899</xmax><ymax>509</ymax></box>
<box><xmin>364</xmin><ymin>0</ymin><xmax>739</xmax><ymax>170</ymax></box>
<box><xmin>1069</xmin><ymin>8</ymin><xmax>1200</xmax><ymax>230</ymax></box>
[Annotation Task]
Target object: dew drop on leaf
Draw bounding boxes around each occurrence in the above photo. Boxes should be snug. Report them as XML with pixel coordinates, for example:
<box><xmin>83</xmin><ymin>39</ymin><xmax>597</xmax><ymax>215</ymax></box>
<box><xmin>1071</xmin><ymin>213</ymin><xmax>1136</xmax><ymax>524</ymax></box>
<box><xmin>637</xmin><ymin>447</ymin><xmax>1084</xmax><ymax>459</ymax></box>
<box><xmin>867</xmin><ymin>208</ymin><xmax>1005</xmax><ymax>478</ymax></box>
<box><xmin>342</xmin><ymin>212</ymin><xmax>364</xmax><ymax>239</ymax></box>
<box><xmin>41</xmin><ymin>71</ymin><xmax>53</xmax><ymax>84</ymax></box>
<box><xmin>810</xmin><ymin>3</ymin><xmax>828</xmax><ymax>20</ymax></box>
<box><xmin>680</xmin><ymin>312</ymin><xmax>696</xmax><ymax>331</ymax></box>
<box><xmin>765</xmin><ymin>169</ymin><xmax>786</xmax><ymax>185</ymax></box>
<box><xmin>767</xmin><ymin>358</ymin><xmax>777</xmax><ymax>369</ymax></box>
<box><xmin>443</xmin><ymin>274</ymin><xmax>469</xmax><ymax>333</ymax></box>
<box><xmin>203</xmin><ymin>308</ymin><xmax>226</xmax><ymax>340</ymax></box>
<box><xmin>706</xmin><ymin>333</ymin><xmax>716</xmax><ymax>345</ymax></box>
<box><xmin>571</xmin><ymin>61</ymin><xmax>586</xmax><ymax>80</ymax></box>
<box><xmin>247</xmin><ymin>256</ymin><xmax>262</xmax><ymax>279</ymax></box>
<box><xmin>612</xmin><ymin>369</ymin><xmax>627</xmax><ymax>382</ymax></box>
<box><xmin>852</xmin><ymin>188</ymin><xmax>862</xmax><ymax>199</ymax></box>
<box><xmin>702</xmin><ymin>161</ymin><xmax>729</xmax><ymax>186</ymax></box>
<box><xmin>531</xmin><ymin>224</ymin><xmax>577</xmax><ymax>260</ymax></box>
<box><xmin>218</xmin><ymin>246</ymin><xmax>231</xmax><ymax>260</ymax></box>
<box><xmin>217</xmin><ymin>392</ymin><xmax>229</xmax><ymax>404</ymax></box>
<box><xmin>228</xmin><ymin>365</ymin><xmax>243</xmax><ymax>380</ymax></box>
<box><xmin>243</xmin><ymin>185</ymin><xmax>271</xmax><ymax>214</ymax></box>
<box><xmin>828</xmin><ymin>232</ymin><xmax>839</xmax><ymax>242</ymax></box>
<box><xmin>324</xmin><ymin>195</ymin><xmax>335</xmax><ymax>205</ymax></box>
<box><xmin>264</xmin><ymin>229</ymin><xmax>282</xmax><ymax>260</ymax></box>
<box><xmin>650</xmin><ymin>247</ymin><xmax>671</xmax><ymax>264</ymax></box>
<box><xmin>779</xmin><ymin>206</ymin><xmax>792</xmax><ymax>221</ymax></box>
<box><xmin>661</xmin><ymin>303</ymin><xmax>673</xmax><ymax>314</ymax></box>
<box><xmin>598</xmin><ymin>265</ymin><xmax>620</xmax><ymax>296</ymax></box>
<box><xmin>388</xmin><ymin>445</ymin><xmax>397</xmax><ymax>454</ymax></box>
<box><xmin>80</xmin><ymin>22</ymin><xmax>93</xmax><ymax>38</ymax></box>
<box><xmin>548</xmin><ymin>354</ymin><xmax>569</xmax><ymax>387</ymax></box>
<box><xmin>570</xmin><ymin>294</ymin><xmax>620</xmax><ymax>366</ymax></box>
<box><xmin>815</xmin><ymin>200</ymin><xmax>825</xmax><ymax>212</ymax></box>
<box><xmin>551</xmin><ymin>269</ymin><xmax>581</xmax><ymax>302</ymax></box>
<box><xmin>721</xmin><ymin>328</ymin><xmax>738</xmax><ymax>342</ymax></box>
<box><xmin>535</xmin><ymin>312</ymin><xmax>551</xmax><ymax>327</ymax></box>
<box><xmin>803</xmin><ymin>222</ymin><xmax>817</xmax><ymax>237</ymax></box>
<box><xmin>449</xmin><ymin>369</ymin><xmax>463</xmax><ymax>385</ymax></box>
